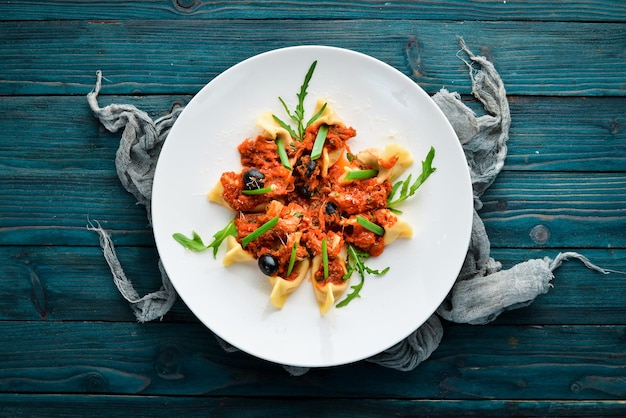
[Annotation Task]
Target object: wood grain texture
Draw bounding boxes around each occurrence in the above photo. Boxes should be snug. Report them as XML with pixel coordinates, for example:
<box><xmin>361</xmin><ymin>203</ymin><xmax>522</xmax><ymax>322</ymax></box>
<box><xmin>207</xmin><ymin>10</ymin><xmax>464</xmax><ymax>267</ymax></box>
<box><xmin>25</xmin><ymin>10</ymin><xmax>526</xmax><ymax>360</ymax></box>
<box><xmin>1</xmin><ymin>94</ymin><xmax>625</xmax><ymax>247</ymax></box>
<box><xmin>480</xmin><ymin>171</ymin><xmax>626</xmax><ymax>248</ymax></box>
<box><xmin>0</xmin><ymin>321</ymin><xmax>624</xmax><ymax>399</ymax></box>
<box><xmin>2</xmin><ymin>95</ymin><xmax>624</xmax><ymax>176</ymax></box>
<box><xmin>1</xmin><ymin>20</ymin><xmax>624</xmax><ymax>95</ymax></box>
<box><xmin>2</xmin><ymin>395</ymin><xmax>626</xmax><ymax>418</ymax></box>
<box><xmin>1</xmin><ymin>246</ymin><xmax>624</xmax><ymax>325</ymax></box>
<box><xmin>1</xmin><ymin>0</ymin><xmax>625</xmax><ymax>22</ymax></box>
<box><xmin>1</xmin><ymin>0</ymin><xmax>625</xmax><ymax>413</ymax></box>
<box><xmin>2</xmin><ymin>170</ymin><xmax>625</xmax><ymax>248</ymax></box>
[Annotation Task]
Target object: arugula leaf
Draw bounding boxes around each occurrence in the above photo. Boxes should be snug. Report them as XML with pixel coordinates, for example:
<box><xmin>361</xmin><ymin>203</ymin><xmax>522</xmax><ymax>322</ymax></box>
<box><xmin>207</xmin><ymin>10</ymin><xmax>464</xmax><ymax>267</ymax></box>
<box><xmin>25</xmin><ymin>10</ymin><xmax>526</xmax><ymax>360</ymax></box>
<box><xmin>173</xmin><ymin>231</ymin><xmax>210</xmax><ymax>252</ymax></box>
<box><xmin>336</xmin><ymin>244</ymin><xmax>390</xmax><ymax>308</ymax></box>
<box><xmin>173</xmin><ymin>219</ymin><xmax>237</xmax><ymax>258</ymax></box>
<box><xmin>272</xmin><ymin>114</ymin><xmax>299</xmax><ymax>141</ymax></box>
<box><xmin>306</xmin><ymin>102</ymin><xmax>327</xmax><ymax>130</ymax></box>
<box><xmin>273</xmin><ymin>61</ymin><xmax>320</xmax><ymax>141</ymax></box>
<box><xmin>387</xmin><ymin>146</ymin><xmax>436</xmax><ymax>209</ymax></box>
<box><xmin>294</xmin><ymin>60</ymin><xmax>317</xmax><ymax>138</ymax></box>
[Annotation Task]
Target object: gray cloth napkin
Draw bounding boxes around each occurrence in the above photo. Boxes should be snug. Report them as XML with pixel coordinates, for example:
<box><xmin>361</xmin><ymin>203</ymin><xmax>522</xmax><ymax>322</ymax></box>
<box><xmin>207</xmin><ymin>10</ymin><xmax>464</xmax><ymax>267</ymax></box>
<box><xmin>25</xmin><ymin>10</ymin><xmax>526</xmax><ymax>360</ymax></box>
<box><xmin>87</xmin><ymin>38</ymin><xmax>609</xmax><ymax>374</ymax></box>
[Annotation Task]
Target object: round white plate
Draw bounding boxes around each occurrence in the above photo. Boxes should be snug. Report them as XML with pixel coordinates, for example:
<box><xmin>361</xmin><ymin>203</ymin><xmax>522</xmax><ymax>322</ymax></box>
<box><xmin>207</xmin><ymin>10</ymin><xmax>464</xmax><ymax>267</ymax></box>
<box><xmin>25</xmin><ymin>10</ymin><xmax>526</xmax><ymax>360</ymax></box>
<box><xmin>152</xmin><ymin>46</ymin><xmax>473</xmax><ymax>368</ymax></box>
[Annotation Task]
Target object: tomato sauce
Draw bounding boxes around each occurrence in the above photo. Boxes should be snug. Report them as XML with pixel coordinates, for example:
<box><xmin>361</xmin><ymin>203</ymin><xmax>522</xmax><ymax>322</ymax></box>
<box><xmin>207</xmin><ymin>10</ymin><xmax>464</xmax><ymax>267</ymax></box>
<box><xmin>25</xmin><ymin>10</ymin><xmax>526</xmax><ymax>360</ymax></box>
<box><xmin>220</xmin><ymin>123</ymin><xmax>400</xmax><ymax>284</ymax></box>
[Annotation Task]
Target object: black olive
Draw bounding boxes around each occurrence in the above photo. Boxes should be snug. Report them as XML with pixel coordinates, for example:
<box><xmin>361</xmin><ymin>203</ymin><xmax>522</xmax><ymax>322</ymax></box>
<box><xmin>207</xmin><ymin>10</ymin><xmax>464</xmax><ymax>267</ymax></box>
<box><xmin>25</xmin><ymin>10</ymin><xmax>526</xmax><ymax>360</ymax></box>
<box><xmin>296</xmin><ymin>183</ymin><xmax>313</xmax><ymax>198</ymax></box>
<box><xmin>325</xmin><ymin>202</ymin><xmax>338</xmax><ymax>215</ymax></box>
<box><xmin>258</xmin><ymin>254</ymin><xmax>279</xmax><ymax>276</ymax></box>
<box><xmin>243</xmin><ymin>169</ymin><xmax>265</xmax><ymax>190</ymax></box>
<box><xmin>305</xmin><ymin>159</ymin><xmax>317</xmax><ymax>177</ymax></box>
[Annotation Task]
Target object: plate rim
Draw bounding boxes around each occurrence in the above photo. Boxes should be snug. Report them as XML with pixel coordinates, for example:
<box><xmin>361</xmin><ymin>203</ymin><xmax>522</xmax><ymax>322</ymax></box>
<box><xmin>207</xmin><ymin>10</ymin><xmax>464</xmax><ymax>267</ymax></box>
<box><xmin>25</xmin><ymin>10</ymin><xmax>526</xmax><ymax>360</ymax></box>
<box><xmin>152</xmin><ymin>44</ymin><xmax>473</xmax><ymax>367</ymax></box>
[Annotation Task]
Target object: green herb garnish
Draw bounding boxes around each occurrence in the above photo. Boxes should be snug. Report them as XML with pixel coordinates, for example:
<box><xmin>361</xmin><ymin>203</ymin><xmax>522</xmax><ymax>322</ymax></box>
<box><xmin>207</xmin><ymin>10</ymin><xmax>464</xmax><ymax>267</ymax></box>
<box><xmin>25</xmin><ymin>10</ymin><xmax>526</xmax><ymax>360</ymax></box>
<box><xmin>387</xmin><ymin>146</ymin><xmax>436</xmax><ymax>210</ymax></box>
<box><xmin>336</xmin><ymin>244</ymin><xmax>390</xmax><ymax>308</ymax></box>
<box><xmin>345</xmin><ymin>169</ymin><xmax>378</xmax><ymax>181</ymax></box>
<box><xmin>242</xmin><ymin>186</ymin><xmax>273</xmax><ymax>195</ymax></box>
<box><xmin>241</xmin><ymin>215</ymin><xmax>279</xmax><ymax>248</ymax></box>
<box><xmin>275</xmin><ymin>139</ymin><xmax>292</xmax><ymax>170</ymax></box>
<box><xmin>311</xmin><ymin>124</ymin><xmax>328</xmax><ymax>161</ymax></box>
<box><xmin>307</xmin><ymin>102</ymin><xmax>327</xmax><ymax>130</ymax></box>
<box><xmin>272</xmin><ymin>115</ymin><xmax>298</xmax><ymax>141</ymax></box>
<box><xmin>287</xmin><ymin>240</ymin><xmax>298</xmax><ymax>276</ymax></box>
<box><xmin>173</xmin><ymin>231</ymin><xmax>209</xmax><ymax>252</ymax></box>
<box><xmin>272</xmin><ymin>61</ymin><xmax>325</xmax><ymax>141</ymax></box>
<box><xmin>321</xmin><ymin>237</ymin><xmax>329</xmax><ymax>279</ymax></box>
<box><xmin>356</xmin><ymin>215</ymin><xmax>385</xmax><ymax>236</ymax></box>
<box><xmin>173</xmin><ymin>219</ymin><xmax>237</xmax><ymax>258</ymax></box>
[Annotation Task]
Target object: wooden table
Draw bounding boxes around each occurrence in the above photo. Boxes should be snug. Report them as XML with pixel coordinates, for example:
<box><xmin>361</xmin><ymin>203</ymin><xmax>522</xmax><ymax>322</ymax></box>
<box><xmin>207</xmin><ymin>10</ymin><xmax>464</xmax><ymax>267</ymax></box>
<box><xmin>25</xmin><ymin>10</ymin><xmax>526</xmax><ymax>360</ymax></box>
<box><xmin>2</xmin><ymin>1</ymin><xmax>625</xmax><ymax>416</ymax></box>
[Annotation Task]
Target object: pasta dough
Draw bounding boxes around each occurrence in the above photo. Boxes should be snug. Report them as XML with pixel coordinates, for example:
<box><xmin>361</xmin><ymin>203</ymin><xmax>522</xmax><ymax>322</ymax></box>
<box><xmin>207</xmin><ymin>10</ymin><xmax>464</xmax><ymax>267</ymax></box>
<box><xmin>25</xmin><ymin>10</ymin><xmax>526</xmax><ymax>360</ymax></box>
<box><xmin>209</xmin><ymin>102</ymin><xmax>417</xmax><ymax>315</ymax></box>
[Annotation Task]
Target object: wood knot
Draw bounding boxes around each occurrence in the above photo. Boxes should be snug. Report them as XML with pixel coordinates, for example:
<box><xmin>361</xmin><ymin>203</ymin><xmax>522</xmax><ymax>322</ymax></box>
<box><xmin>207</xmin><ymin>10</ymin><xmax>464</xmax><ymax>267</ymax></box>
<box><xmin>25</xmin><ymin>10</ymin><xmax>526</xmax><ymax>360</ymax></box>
<box><xmin>405</xmin><ymin>36</ymin><xmax>425</xmax><ymax>78</ymax></box>
<box><xmin>530</xmin><ymin>224</ymin><xmax>550</xmax><ymax>245</ymax></box>
<box><xmin>609</xmin><ymin>117</ymin><xmax>620</xmax><ymax>135</ymax></box>
<box><xmin>155</xmin><ymin>345</ymin><xmax>184</xmax><ymax>380</ymax></box>
<box><xmin>570</xmin><ymin>380</ymin><xmax>582</xmax><ymax>393</ymax></box>
<box><xmin>84</xmin><ymin>372</ymin><xmax>108</xmax><ymax>392</ymax></box>
<box><xmin>174</xmin><ymin>0</ymin><xmax>198</xmax><ymax>12</ymax></box>
<box><xmin>28</xmin><ymin>267</ymin><xmax>48</xmax><ymax>320</ymax></box>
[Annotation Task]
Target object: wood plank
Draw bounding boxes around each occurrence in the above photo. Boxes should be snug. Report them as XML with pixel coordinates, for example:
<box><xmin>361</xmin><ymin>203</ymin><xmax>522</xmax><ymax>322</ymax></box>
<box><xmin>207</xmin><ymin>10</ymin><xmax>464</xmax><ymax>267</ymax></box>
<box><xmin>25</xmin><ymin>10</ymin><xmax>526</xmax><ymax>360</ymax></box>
<box><xmin>2</xmin><ymin>95</ymin><xmax>624</xmax><ymax>177</ymax></box>
<box><xmin>503</xmin><ymin>96</ymin><xmax>626</xmax><ymax>171</ymax></box>
<box><xmin>1</xmin><ymin>246</ymin><xmax>624</xmax><ymax>325</ymax></box>
<box><xmin>1</xmin><ymin>0</ymin><xmax>625</xmax><ymax>22</ymax></box>
<box><xmin>489</xmin><ymin>248</ymin><xmax>626</xmax><ymax>325</ymax></box>
<box><xmin>0</xmin><ymin>245</ymin><xmax>193</xmax><ymax>322</ymax></box>
<box><xmin>0</xmin><ymin>175</ymin><xmax>152</xmax><ymax>246</ymax></box>
<box><xmin>1</xmin><ymin>20</ymin><xmax>624</xmax><ymax>96</ymax></box>
<box><xmin>480</xmin><ymin>171</ymin><xmax>626</xmax><ymax>249</ymax></box>
<box><xmin>2</xmin><ymin>171</ymin><xmax>624</xmax><ymax>248</ymax></box>
<box><xmin>0</xmin><ymin>321</ymin><xmax>624</xmax><ymax>399</ymax></box>
<box><xmin>2</xmin><ymin>395</ymin><xmax>626</xmax><ymax>418</ymax></box>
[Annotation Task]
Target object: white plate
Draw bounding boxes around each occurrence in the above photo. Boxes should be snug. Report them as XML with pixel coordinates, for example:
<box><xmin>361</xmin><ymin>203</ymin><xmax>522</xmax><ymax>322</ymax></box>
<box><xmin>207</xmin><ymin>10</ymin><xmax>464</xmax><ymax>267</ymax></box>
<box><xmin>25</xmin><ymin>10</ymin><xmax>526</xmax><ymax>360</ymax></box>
<box><xmin>152</xmin><ymin>46</ymin><xmax>473</xmax><ymax>368</ymax></box>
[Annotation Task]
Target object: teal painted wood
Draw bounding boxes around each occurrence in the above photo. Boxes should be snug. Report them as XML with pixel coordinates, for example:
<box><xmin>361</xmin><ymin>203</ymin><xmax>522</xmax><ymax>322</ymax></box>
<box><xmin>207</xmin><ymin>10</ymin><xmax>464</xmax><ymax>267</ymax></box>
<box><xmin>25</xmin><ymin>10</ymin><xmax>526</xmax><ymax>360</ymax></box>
<box><xmin>502</xmin><ymin>96</ymin><xmax>626</xmax><ymax>171</ymax></box>
<box><xmin>1</xmin><ymin>0</ymin><xmax>625</xmax><ymax>413</ymax></box>
<box><xmin>2</xmin><ymin>395</ymin><xmax>626</xmax><ymax>418</ymax></box>
<box><xmin>1</xmin><ymin>0</ymin><xmax>626</xmax><ymax>22</ymax></box>
<box><xmin>0</xmin><ymin>245</ymin><xmax>193</xmax><ymax>322</ymax></box>
<box><xmin>2</xmin><ymin>171</ymin><xmax>625</xmax><ymax>248</ymax></box>
<box><xmin>1</xmin><ymin>246</ymin><xmax>624</xmax><ymax>324</ymax></box>
<box><xmin>0</xmin><ymin>321</ymin><xmax>624</xmax><ymax>399</ymax></box>
<box><xmin>1</xmin><ymin>20</ymin><xmax>625</xmax><ymax>95</ymax></box>
<box><xmin>2</xmin><ymin>95</ymin><xmax>624</xmax><ymax>176</ymax></box>
<box><xmin>480</xmin><ymin>171</ymin><xmax>626</xmax><ymax>248</ymax></box>
<box><xmin>1</xmin><ymin>93</ymin><xmax>625</xmax><ymax>247</ymax></box>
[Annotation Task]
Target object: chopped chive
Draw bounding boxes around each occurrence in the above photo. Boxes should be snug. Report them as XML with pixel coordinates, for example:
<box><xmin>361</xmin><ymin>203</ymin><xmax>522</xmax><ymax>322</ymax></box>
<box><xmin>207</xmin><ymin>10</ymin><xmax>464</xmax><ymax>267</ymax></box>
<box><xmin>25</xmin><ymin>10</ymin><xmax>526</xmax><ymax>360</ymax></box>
<box><xmin>356</xmin><ymin>215</ymin><xmax>385</xmax><ymax>236</ymax></box>
<box><xmin>310</xmin><ymin>124</ymin><xmax>328</xmax><ymax>160</ymax></box>
<box><xmin>286</xmin><ymin>240</ymin><xmax>298</xmax><ymax>276</ymax></box>
<box><xmin>321</xmin><ymin>237</ymin><xmax>329</xmax><ymax>279</ymax></box>
<box><xmin>242</xmin><ymin>186</ymin><xmax>273</xmax><ymax>195</ymax></box>
<box><xmin>345</xmin><ymin>169</ymin><xmax>378</xmax><ymax>180</ymax></box>
<box><xmin>276</xmin><ymin>139</ymin><xmax>292</xmax><ymax>170</ymax></box>
<box><xmin>241</xmin><ymin>216</ymin><xmax>279</xmax><ymax>248</ymax></box>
